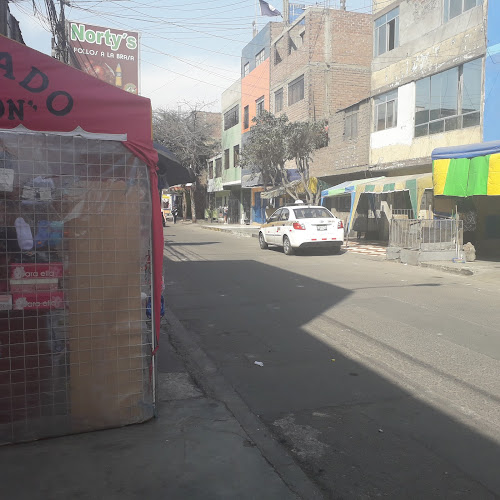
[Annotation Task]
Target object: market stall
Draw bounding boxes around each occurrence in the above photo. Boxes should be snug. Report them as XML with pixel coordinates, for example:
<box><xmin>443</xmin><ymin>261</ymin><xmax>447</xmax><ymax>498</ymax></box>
<box><xmin>0</xmin><ymin>37</ymin><xmax>162</xmax><ymax>443</ymax></box>
<box><xmin>432</xmin><ymin>141</ymin><xmax>500</xmax><ymax>255</ymax></box>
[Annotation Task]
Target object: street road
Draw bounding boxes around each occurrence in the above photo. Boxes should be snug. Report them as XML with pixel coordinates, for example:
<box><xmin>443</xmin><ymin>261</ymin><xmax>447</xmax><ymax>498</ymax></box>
<box><xmin>163</xmin><ymin>224</ymin><xmax>500</xmax><ymax>499</ymax></box>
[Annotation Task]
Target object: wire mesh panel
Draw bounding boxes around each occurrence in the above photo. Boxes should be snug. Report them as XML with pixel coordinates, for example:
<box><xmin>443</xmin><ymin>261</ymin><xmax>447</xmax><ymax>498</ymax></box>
<box><xmin>0</xmin><ymin>132</ymin><xmax>154</xmax><ymax>444</ymax></box>
<box><xmin>389</xmin><ymin>218</ymin><xmax>463</xmax><ymax>252</ymax></box>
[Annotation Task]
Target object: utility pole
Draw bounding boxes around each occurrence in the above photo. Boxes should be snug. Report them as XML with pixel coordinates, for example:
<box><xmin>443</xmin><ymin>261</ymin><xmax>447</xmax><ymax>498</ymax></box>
<box><xmin>59</xmin><ymin>0</ymin><xmax>68</xmax><ymax>63</ymax></box>
<box><xmin>283</xmin><ymin>0</ymin><xmax>289</xmax><ymax>25</ymax></box>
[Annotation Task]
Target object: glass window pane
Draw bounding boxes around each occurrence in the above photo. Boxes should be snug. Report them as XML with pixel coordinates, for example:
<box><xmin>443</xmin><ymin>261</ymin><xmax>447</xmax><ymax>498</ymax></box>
<box><xmin>386</xmin><ymin>100</ymin><xmax>394</xmax><ymax>128</ymax></box>
<box><xmin>450</xmin><ymin>0</ymin><xmax>463</xmax><ymax>19</ymax></box>
<box><xmin>376</xmin><ymin>103</ymin><xmax>386</xmax><ymax>131</ymax></box>
<box><xmin>388</xmin><ymin>19</ymin><xmax>396</xmax><ymax>51</ymax></box>
<box><xmin>378</xmin><ymin>24</ymin><xmax>387</xmax><ymax>56</ymax></box>
<box><xmin>415</xmin><ymin>78</ymin><xmax>430</xmax><ymax>125</ymax></box>
<box><xmin>464</xmin><ymin>0</ymin><xmax>478</xmax><ymax>10</ymax></box>
<box><xmin>463</xmin><ymin>111</ymin><xmax>480</xmax><ymax>128</ymax></box>
<box><xmin>375</xmin><ymin>14</ymin><xmax>386</xmax><ymax>28</ymax></box>
<box><xmin>394</xmin><ymin>16</ymin><xmax>399</xmax><ymax>48</ymax></box>
<box><xmin>444</xmin><ymin>0</ymin><xmax>450</xmax><ymax>22</ymax></box>
<box><xmin>462</xmin><ymin>59</ymin><xmax>482</xmax><ymax>114</ymax></box>
<box><xmin>352</xmin><ymin>113</ymin><xmax>358</xmax><ymax>138</ymax></box>
<box><xmin>387</xmin><ymin>7</ymin><xmax>399</xmax><ymax>21</ymax></box>
<box><xmin>430</xmin><ymin>68</ymin><xmax>458</xmax><ymax>121</ymax></box>
<box><xmin>429</xmin><ymin>119</ymin><xmax>444</xmax><ymax>134</ymax></box>
<box><xmin>445</xmin><ymin>116</ymin><xmax>459</xmax><ymax>131</ymax></box>
<box><xmin>415</xmin><ymin>124</ymin><xmax>429</xmax><ymax>137</ymax></box>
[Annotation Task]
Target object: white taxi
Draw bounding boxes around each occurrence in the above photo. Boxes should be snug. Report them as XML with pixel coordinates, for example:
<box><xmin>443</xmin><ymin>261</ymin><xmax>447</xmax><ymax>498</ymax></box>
<box><xmin>258</xmin><ymin>201</ymin><xmax>344</xmax><ymax>255</ymax></box>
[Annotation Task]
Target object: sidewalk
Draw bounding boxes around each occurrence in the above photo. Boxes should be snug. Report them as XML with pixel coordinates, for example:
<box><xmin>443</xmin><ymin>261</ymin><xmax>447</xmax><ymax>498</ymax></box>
<box><xmin>0</xmin><ymin>319</ymin><xmax>321</xmax><ymax>500</ymax></box>
<box><xmin>194</xmin><ymin>221</ymin><xmax>500</xmax><ymax>280</ymax></box>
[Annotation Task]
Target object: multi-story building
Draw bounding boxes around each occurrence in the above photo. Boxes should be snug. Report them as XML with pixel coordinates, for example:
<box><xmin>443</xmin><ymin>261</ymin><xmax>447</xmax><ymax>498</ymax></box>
<box><xmin>220</xmin><ymin>79</ymin><xmax>243</xmax><ymax>223</ymax></box>
<box><xmin>0</xmin><ymin>0</ymin><xmax>24</xmax><ymax>43</ymax></box>
<box><xmin>369</xmin><ymin>0</ymin><xmax>486</xmax><ymax>177</ymax></box>
<box><xmin>270</xmin><ymin>7</ymin><xmax>373</xmax><ymax>182</ymax></box>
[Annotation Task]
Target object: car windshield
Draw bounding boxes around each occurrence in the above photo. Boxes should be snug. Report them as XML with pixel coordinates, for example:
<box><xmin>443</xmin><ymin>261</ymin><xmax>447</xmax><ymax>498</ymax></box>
<box><xmin>293</xmin><ymin>207</ymin><xmax>334</xmax><ymax>219</ymax></box>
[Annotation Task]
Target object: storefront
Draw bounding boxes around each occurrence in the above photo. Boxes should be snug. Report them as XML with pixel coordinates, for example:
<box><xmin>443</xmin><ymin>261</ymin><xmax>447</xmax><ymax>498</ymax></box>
<box><xmin>321</xmin><ymin>174</ymin><xmax>433</xmax><ymax>240</ymax></box>
<box><xmin>432</xmin><ymin>141</ymin><xmax>500</xmax><ymax>257</ymax></box>
<box><xmin>0</xmin><ymin>38</ymin><xmax>163</xmax><ymax>443</ymax></box>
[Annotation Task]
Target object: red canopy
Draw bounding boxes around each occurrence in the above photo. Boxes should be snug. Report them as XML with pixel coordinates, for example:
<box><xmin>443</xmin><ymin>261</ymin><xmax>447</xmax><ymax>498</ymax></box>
<box><xmin>0</xmin><ymin>36</ymin><xmax>162</xmax><ymax>350</ymax></box>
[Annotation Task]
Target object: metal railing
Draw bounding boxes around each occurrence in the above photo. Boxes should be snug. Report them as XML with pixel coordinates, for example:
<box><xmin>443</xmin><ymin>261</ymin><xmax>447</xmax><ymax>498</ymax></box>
<box><xmin>389</xmin><ymin>218</ymin><xmax>463</xmax><ymax>254</ymax></box>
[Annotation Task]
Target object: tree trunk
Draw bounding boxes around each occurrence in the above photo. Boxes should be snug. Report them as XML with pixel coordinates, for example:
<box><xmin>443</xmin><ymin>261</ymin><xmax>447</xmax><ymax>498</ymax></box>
<box><xmin>190</xmin><ymin>183</ymin><xmax>197</xmax><ymax>223</ymax></box>
<box><xmin>182</xmin><ymin>191</ymin><xmax>187</xmax><ymax>221</ymax></box>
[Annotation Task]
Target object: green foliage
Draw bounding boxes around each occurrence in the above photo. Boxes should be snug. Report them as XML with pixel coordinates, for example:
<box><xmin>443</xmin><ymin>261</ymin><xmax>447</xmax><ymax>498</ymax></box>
<box><xmin>241</xmin><ymin>111</ymin><xmax>328</xmax><ymax>203</ymax></box>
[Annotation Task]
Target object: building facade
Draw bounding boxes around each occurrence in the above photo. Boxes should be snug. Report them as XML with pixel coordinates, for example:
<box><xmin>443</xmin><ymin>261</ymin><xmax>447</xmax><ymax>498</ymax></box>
<box><xmin>269</xmin><ymin>7</ymin><xmax>373</xmax><ymax>182</ymax></box>
<box><xmin>369</xmin><ymin>0</ymin><xmax>486</xmax><ymax>175</ymax></box>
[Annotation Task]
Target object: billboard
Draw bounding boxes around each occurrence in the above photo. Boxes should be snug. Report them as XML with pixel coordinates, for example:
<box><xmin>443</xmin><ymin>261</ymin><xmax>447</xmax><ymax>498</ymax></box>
<box><xmin>68</xmin><ymin>21</ymin><xmax>140</xmax><ymax>94</ymax></box>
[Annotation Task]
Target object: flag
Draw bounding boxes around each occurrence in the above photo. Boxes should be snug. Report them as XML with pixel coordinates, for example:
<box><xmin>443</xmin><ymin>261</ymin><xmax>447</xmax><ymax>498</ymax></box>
<box><xmin>259</xmin><ymin>0</ymin><xmax>282</xmax><ymax>17</ymax></box>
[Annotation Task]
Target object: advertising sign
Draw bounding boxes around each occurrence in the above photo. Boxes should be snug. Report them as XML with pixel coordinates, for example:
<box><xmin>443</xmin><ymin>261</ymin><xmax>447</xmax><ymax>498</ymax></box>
<box><xmin>68</xmin><ymin>21</ymin><xmax>140</xmax><ymax>94</ymax></box>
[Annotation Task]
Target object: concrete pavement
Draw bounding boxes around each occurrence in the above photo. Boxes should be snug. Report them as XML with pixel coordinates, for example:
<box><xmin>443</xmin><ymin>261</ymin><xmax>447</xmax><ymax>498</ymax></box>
<box><xmin>0</xmin><ymin>319</ymin><xmax>313</xmax><ymax>499</ymax></box>
<box><xmin>164</xmin><ymin>223</ymin><xmax>500</xmax><ymax>499</ymax></box>
<box><xmin>194</xmin><ymin>219</ymin><xmax>500</xmax><ymax>280</ymax></box>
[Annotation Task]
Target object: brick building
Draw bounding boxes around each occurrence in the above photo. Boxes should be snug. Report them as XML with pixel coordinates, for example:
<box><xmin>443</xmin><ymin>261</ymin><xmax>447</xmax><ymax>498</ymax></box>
<box><xmin>270</xmin><ymin>7</ymin><xmax>373</xmax><ymax>183</ymax></box>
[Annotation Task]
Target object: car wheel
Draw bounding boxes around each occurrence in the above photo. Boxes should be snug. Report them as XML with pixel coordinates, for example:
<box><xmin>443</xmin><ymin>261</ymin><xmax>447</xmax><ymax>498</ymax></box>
<box><xmin>330</xmin><ymin>245</ymin><xmax>341</xmax><ymax>254</ymax></box>
<box><xmin>283</xmin><ymin>236</ymin><xmax>294</xmax><ymax>255</ymax></box>
<box><xmin>259</xmin><ymin>232</ymin><xmax>268</xmax><ymax>250</ymax></box>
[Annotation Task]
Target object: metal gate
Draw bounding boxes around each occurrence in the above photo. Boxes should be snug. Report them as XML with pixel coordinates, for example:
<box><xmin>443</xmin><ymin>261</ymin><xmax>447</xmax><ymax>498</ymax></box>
<box><xmin>389</xmin><ymin>218</ymin><xmax>463</xmax><ymax>252</ymax></box>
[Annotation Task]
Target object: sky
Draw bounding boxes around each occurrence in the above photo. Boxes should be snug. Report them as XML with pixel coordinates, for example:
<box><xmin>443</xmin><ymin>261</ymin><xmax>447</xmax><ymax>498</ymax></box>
<box><xmin>10</xmin><ymin>0</ymin><xmax>373</xmax><ymax>112</ymax></box>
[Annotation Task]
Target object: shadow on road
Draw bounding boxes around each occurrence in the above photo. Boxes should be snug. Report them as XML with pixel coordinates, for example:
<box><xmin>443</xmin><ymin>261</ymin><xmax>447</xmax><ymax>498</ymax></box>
<box><xmin>165</xmin><ymin>257</ymin><xmax>499</xmax><ymax>499</ymax></box>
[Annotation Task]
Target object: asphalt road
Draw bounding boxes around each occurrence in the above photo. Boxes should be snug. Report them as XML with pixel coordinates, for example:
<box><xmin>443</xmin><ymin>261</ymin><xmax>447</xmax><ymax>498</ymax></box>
<box><xmin>163</xmin><ymin>223</ymin><xmax>500</xmax><ymax>500</ymax></box>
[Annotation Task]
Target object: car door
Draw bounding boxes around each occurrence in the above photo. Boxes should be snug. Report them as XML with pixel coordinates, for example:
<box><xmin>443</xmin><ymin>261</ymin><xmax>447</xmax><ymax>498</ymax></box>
<box><xmin>275</xmin><ymin>208</ymin><xmax>290</xmax><ymax>246</ymax></box>
<box><xmin>265</xmin><ymin>208</ymin><xmax>282</xmax><ymax>244</ymax></box>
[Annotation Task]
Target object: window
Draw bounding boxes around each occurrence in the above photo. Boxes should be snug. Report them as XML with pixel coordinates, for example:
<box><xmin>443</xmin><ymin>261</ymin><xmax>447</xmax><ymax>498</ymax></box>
<box><xmin>374</xmin><ymin>7</ymin><xmax>399</xmax><ymax>57</ymax></box>
<box><xmin>288</xmin><ymin>75</ymin><xmax>304</xmax><ymax>106</ymax></box>
<box><xmin>243</xmin><ymin>105</ymin><xmax>249</xmax><ymax>129</ymax></box>
<box><xmin>274</xmin><ymin>43</ymin><xmax>282</xmax><ymax>65</ymax></box>
<box><xmin>274</xmin><ymin>88</ymin><xmax>284</xmax><ymax>113</ymax></box>
<box><xmin>268</xmin><ymin>208</ymin><xmax>282</xmax><ymax>223</ymax></box>
<box><xmin>255</xmin><ymin>49</ymin><xmax>265</xmax><ymax>66</ymax></box>
<box><xmin>344</xmin><ymin>104</ymin><xmax>359</xmax><ymax>140</ymax></box>
<box><xmin>288</xmin><ymin>35</ymin><xmax>297</xmax><ymax>55</ymax></box>
<box><xmin>444</xmin><ymin>0</ymin><xmax>482</xmax><ymax>22</ymax></box>
<box><xmin>215</xmin><ymin>158</ymin><xmax>222</xmax><ymax>177</ymax></box>
<box><xmin>414</xmin><ymin>59</ymin><xmax>482</xmax><ymax>137</ymax></box>
<box><xmin>374</xmin><ymin>90</ymin><xmax>398</xmax><ymax>131</ymax></box>
<box><xmin>223</xmin><ymin>105</ymin><xmax>239</xmax><ymax>131</ymax></box>
<box><xmin>224</xmin><ymin>149</ymin><xmax>230</xmax><ymax>169</ymax></box>
<box><xmin>256</xmin><ymin>96</ymin><xmax>265</xmax><ymax>116</ymax></box>
<box><xmin>208</xmin><ymin>161</ymin><xmax>213</xmax><ymax>179</ymax></box>
<box><xmin>279</xmin><ymin>209</ymin><xmax>290</xmax><ymax>221</ymax></box>
<box><xmin>243</xmin><ymin>62</ymin><xmax>249</xmax><ymax>77</ymax></box>
<box><xmin>233</xmin><ymin>145</ymin><xmax>240</xmax><ymax>166</ymax></box>
<box><xmin>299</xmin><ymin>30</ymin><xmax>305</xmax><ymax>47</ymax></box>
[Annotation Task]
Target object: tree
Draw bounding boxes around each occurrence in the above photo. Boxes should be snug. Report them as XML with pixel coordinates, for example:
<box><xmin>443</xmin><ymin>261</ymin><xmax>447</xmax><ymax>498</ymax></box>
<box><xmin>241</xmin><ymin>111</ymin><xmax>328</xmax><ymax>205</ymax></box>
<box><xmin>286</xmin><ymin>120</ymin><xmax>328</xmax><ymax>205</ymax></box>
<box><xmin>153</xmin><ymin>102</ymin><xmax>220</xmax><ymax>222</ymax></box>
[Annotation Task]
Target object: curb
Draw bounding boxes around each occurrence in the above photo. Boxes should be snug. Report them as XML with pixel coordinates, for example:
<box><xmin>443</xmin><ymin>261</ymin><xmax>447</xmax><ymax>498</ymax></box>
<box><xmin>419</xmin><ymin>262</ymin><xmax>475</xmax><ymax>276</ymax></box>
<box><xmin>165</xmin><ymin>306</ymin><xmax>325</xmax><ymax>500</ymax></box>
<box><xmin>198</xmin><ymin>224</ymin><xmax>259</xmax><ymax>239</ymax></box>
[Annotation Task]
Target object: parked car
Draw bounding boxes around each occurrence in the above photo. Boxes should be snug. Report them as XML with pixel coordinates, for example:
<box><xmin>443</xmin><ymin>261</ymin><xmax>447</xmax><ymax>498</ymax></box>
<box><xmin>258</xmin><ymin>201</ymin><xmax>344</xmax><ymax>255</ymax></box>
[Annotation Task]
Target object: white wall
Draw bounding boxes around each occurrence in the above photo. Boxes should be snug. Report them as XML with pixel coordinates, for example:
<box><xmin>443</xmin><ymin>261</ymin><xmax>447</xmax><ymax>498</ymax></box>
<box><xmin>370</xmin><ymin>82</ymin><xmax>415</xmax><ymax>157</ymax></box>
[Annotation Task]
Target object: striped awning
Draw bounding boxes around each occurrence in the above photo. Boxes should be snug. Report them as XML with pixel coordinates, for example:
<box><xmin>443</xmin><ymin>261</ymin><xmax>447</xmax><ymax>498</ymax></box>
<box><xmin>320</xmin><ymin>177</ymin><xmax>385</xmax><ymax>199</ymax></box>
<box><xmin>433</xmin><ymin>156</ymin><xmax>500</xmax><ymax>197</ymax></box>
<box><xmin>431</xmin><ymin>141</ymin><xmax>500</xmax><ymax>196</ymax></box>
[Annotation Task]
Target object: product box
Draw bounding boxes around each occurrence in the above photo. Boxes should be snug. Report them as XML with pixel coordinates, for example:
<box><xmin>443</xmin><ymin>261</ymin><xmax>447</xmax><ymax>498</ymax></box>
<box><xmin>10</xmin><ymin>278</ymin><xmax>59</xmax><ymax>292</ymax></box>
<box><xmin>12</xmin><ymin>290</ymin><xmax>64</xmax><ymax>310</ymax></box>
<box><xmin>9</xmin><ymin>262</ymin><xmax>63</xmax><ymax>280</ymax></box>
<box><xmin>0</xmin><ymin>294</ymin><xmax>12</xmax><ymax>311</ymax></box>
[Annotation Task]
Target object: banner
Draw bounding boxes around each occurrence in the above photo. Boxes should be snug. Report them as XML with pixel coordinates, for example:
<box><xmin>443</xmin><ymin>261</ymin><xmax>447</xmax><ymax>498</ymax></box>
<box><xmin>68</xmin><ymin>21</ymin><xmax>140</xmax><ymax>94</ymax></box>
